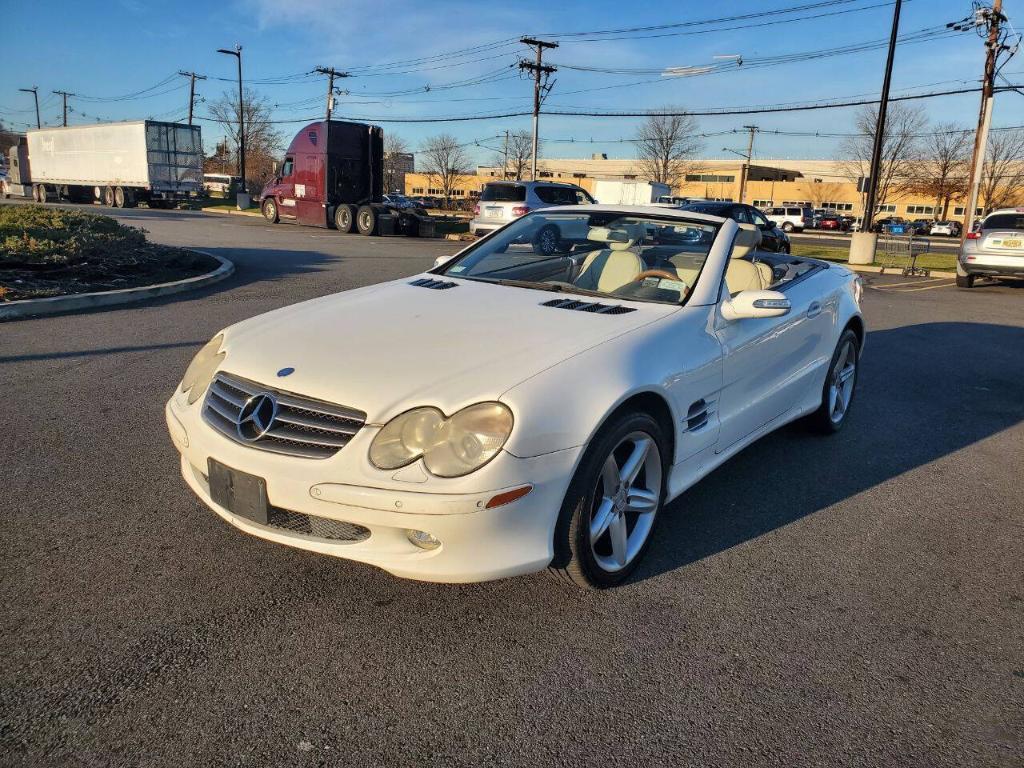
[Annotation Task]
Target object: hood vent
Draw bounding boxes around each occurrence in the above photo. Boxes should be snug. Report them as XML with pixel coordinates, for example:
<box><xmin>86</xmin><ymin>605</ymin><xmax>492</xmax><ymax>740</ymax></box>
<box><xmin>540</xmin><ymin>298</ymin><xmax>636</xmax><ymax>315</ymax></box>
<box><xmin>410</xmin><ymin>278</ymin><xmax>458</xmax><ymax>290</ymax></box>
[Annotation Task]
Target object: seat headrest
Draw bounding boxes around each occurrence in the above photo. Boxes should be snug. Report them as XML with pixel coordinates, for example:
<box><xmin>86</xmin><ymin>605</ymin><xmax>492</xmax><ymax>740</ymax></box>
<box><xmin>587</xmin><ymin>223</ymin><xmax>645</xmax><ymax>251</ymax></box>
<box><xmin>731</xmin><ymin>223</ymin><xmax>762</xmax><ymax>259</ymax></box>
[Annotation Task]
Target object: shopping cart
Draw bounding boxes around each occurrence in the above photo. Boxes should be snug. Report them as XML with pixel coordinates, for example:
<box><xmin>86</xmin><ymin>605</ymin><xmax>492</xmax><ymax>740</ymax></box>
<box><xmin>878</xmin><ymin>228</ymin><xmax>931</xmax><ymax>277</ymax></box>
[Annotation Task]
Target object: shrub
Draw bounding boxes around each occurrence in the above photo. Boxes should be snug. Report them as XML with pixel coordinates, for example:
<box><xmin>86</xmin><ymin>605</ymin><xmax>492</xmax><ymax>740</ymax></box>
<box><xmin>0</xmin><ymin>206</ymin><xmax>148</xmax><ymax>266</ymax></box>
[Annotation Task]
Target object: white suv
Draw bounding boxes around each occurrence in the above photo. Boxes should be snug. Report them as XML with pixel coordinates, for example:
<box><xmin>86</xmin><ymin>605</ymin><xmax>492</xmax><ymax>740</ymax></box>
<box><xmin>957</xmin><ymin>208</ymin><xmax>1024</xmax><ymax>287</ymax></box>
<box><xmin>471</xmin><ymin>181</ymin><xmax>594</xmax><ymax>236</ymax></box>
<box><xmin>765</xmin><ymin>206</ymin><xmax>813</xmax><ymax>233</ymax></box>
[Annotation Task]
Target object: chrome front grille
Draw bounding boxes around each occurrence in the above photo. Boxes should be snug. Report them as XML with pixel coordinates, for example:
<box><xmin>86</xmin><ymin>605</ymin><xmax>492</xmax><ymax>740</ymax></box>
<box><xmin>203</xmin><ymin>371</ymin><xmax>366</xmax><ymax>459</ymax></box>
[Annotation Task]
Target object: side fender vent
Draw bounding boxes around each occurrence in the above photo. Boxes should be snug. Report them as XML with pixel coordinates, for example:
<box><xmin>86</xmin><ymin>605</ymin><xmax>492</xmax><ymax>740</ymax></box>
<box><xmin>410</xmin><ymin>278</ymin><xmax>458</xmax><ymax>290</ymax></box>
<box><xmin>683</xmin><ymin>398</ymin><xmax>716</xmax><ymax>433</ymax></box>
<box><xmin>540</xmin><ymin>298</ymin><xmax>636</xmax><ymax>315</ymax></box>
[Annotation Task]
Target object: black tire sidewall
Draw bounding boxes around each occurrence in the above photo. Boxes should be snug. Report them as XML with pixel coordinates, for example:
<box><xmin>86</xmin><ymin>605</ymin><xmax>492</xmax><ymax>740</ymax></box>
<box><xmin>335</xmin><ymin>205</ymin><xmax>354</xmax><ymax>233</ymax></box>
<box><xmin>552</xmin><ymin>410</ymin><xmax>668</xmax><ymax>588</ymax></box>
<box><xmin>263</xmin><ymin>199</ymin><xmax>278</xmax><ymax>223</ymax></box>
<box><xmin>356</xmin><ymin>205</ymin><xmax>376</xmax><ymax>236</ymax></box>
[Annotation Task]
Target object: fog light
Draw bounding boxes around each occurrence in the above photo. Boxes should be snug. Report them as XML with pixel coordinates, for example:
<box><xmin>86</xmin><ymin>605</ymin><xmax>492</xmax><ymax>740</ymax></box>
<box><xmin>406</xmin><ymin>529</ymin><xmax>441</xmax><ymax>550</ymax></box>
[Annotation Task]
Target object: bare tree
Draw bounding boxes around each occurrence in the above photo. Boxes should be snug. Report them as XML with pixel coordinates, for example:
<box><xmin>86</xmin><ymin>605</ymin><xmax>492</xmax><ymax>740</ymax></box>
<box><xmin>208</xmin><ymin>88</ymin><xmax>284</xmax><ymax>192</ymax></box>
<box><xmin>800</xmin><ymin>181</ymin><xmax>847</xmax><ymax>208</ymax></box>
<box><xmin>420</xmin><ymin>134</ymin><xmax>470</xmax><ymax>206</ymax></box>
<box><xmin>383</xmin><ymin>134</ymin><xmax>410</xmax><ymax>193</ymax></box>
<box><xmin>979</xmin><ymin>128</ymin><xmax>1024</xmax><ymax>213</ymax></box>
<box><xmin>838</xmin><ymin>103</ymin><xmax>926</xmax><ymax>209</ymax></box>
<box><xmin>0</xmin><ymin>120</ymin><xmax>17</xmax><ymax>158</ymax></box>
<box><xmin>635</xmin><ymin>112</ymin><xmax>702</xmax><ymax>187</ymax></box>
<box><xmin>907</xmin><ymin>123</ymin><xmax>971</xmax><ymax>219</ymax></box>
<box><xmin>491</xmin><ymin>130</ymin><xmax>536</xmax><ymax>180</ymax></box>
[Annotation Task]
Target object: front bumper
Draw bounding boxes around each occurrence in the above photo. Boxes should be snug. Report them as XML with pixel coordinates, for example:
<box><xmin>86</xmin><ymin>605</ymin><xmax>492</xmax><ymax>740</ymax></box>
<box><xmin>166</xmin><ymin>397</ymin><xmax>582</xmax><ymax>583</ymax></box>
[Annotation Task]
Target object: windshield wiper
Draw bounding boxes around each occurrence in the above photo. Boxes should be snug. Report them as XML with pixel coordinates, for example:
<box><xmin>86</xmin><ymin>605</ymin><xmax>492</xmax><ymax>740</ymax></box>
<box><xmin>470</xmin><ymin>277</ymin><xmax>609</xmax><ymax>299</ymax></box>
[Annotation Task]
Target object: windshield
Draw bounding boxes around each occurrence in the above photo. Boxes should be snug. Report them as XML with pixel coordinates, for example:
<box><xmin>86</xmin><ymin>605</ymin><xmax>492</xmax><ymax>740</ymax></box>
<box><xmin>983</xmin><ymin>213</ymin><xmax>1024</xmax><ymax>230</ymax></box>
<box><xmin>480</xmin><ymin>184</ymin><xmax>526</xmax><ymax>202</ymax></box>
<box><xmin>439</xmin><ymin>210</ymin><xmax>720</xmax><ymax>305</ymax></box>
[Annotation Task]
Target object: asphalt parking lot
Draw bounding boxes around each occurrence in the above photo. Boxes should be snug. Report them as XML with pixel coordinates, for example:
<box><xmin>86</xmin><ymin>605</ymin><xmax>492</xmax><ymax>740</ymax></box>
<box><xmin>2</xmin><ymin>203</ymin><xmax>1022</xmax><ymax>767</ymax></box>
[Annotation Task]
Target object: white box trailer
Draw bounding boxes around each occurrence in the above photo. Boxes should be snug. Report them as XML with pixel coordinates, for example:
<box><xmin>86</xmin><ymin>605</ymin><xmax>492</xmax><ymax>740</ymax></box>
<box><xmin>592</xmin><ymin>179</ymin><xmax>671</xmax><ymax>206</ymax></box>
<box><xmin>19</xmin><ymin>121</ymin><xmax>202</xmax><ymax>208</ymax></box>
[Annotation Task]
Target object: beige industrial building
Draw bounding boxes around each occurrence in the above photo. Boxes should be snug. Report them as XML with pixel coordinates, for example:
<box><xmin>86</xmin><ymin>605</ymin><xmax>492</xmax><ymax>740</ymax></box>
<box><xmin>406</xmin><ymin>154</ymin><xmax>1012</xmax><ymax>221</ymax></box>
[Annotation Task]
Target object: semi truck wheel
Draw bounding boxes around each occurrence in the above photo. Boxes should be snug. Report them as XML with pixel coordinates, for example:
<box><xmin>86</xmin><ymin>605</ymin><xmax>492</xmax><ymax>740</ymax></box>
<box><xmin>113</xmin><ymin>187</ymin><xmax>126</xmax><ymax>208</ymax></box>
<box><xmin>356</xmin><ymin>205</ymin><xmax>377</xmax><ymax>236</ymax></box>
<box><xmin>103</xmin><ymin>186</ymin><xmax>115</xmax><ymax>207</ymax></box>
<box><xmin>335</xmin><ymin>205</ymin><xmax>355</xmax><ymax>233</ymax></box>
<box><xmin>38</xmin><ymin>185</ymin><xmax>48</xmax><ymax>204</ymax></box>
<box><xmin>262</xmin><ymin>198</ymin><xmax>279</xmax><ymax>223</ymax></box>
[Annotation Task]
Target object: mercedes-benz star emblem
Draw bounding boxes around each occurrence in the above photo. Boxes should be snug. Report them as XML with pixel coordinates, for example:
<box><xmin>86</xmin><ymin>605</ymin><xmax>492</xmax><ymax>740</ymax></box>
<box><xmin>236</xmin><ymin>393</ymin><xmax>278</xmax><ymax>442</ymax></box>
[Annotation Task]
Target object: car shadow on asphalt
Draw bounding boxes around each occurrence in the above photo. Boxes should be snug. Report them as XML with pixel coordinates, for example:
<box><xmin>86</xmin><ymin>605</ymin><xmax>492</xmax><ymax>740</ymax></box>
<box><xmin>631</xmin><ymin>321</ymin><xmax>1024</xmax><ymax>585</ymax></box>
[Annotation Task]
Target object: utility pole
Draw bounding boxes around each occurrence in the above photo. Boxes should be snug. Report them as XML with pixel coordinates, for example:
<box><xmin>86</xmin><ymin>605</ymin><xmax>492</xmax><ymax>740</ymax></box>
<box><xmin>849</xmin><ymin>0</ymin><xmax>902</xmax><ymax>265</ymax></box>
<box><xmin>52</xmin><ymin>90</ymin><xmax>74</xmax><ymax>127</ymax></box>
<box><xmin>217</xmin><ymin>45</ymin><xmax>246</xmax><ymax>199</ymax></box>
<box><xmin>737</xmin><ymin>125</ymin><xmax>758</xmax><ymax>204</ymax></box>
<box><xmin>19</xmin><ymin>87</ymin><xmax>41</xmax><ymax>129</ymax></box>
<box><xmin>962</xmin><ymin>0</ymin><xmax>1005</xmax><ymax>240</ymax></box>
<box><xmin>502</xmin><ymin>129</ymin><xmax>509</xmax><ymax>179</ymax></box>
<box><xmin>314</xmin><ymin>66</ymin><xmax>349</xmax><ymax>123</ymax></box>
<box><xmin>178</xmin><ymin>71</ymin><xmax>207</xmax><ymax>126</ymax></box>
<box><xmin>519</xmin><ymin>38</ymin><xmax>558</xmax><ymax>181</ymax></box>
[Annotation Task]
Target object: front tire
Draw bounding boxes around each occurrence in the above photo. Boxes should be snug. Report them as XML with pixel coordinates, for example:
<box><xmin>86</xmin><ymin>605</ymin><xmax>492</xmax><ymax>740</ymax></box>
<box><xmin>262</xmin><ymin>198</ymin><xmax>279</xmax><ymax>223</ymax></box>
<box><xmin>549</xmin><ymin>411</ymin><xmax>667</xmax><ymax>589</ymax></box>
<box><xmin>808</xmin><ymin>329</ymin><xmax>859</xmax><ymax>434</ymax></box>
<box><xmin>782</xmin><ymin>221</ymin><xmax>794</xmax><ymax>233</ymax></box>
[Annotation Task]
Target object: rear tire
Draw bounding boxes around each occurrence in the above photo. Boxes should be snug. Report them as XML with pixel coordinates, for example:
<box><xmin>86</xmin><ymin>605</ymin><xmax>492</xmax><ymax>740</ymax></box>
<box><xmin>782</xmin><ymin>221</ymin><xmax>794</xmax><ymax>232</ymax></box>
<box><xmin>103</xmin><ymin>186</ymin><xmax>115</xmax><ymax>207</ymax></box>
<box><xmin>113</xmin><ymin>186</ymin><xmax>126</xmax><ymax>208</ymax></box>
<box><xmin>807</xmin><ymin>329</ymin><xmax>859</xmax><ymax>434</ymax></box>
<box><xmin>956</xmin><ymin>274</ymin><xmax>975</xmax><ymax>288</ymax></box>
<box><xmin>356</xmin><ymin>204</ymin><xmax>376</xmax><ymax>236</ymax></box>
<box><xmin>262</xmin><ymin>198</ymin><xmax>279</xmax><ymax>223</ymax></box>
<box><xmin>335</xmin><ymin>204</ymin><xmax>355</xmax><ymax>233</ymax></box>
<box><xmin>548</xmin><ymin>410</ymin><xmax>667</xmax><ymax>590</ymax></box>
<box><xmin>37</xmin><ymin>185</ymin><xmax>48</xmax><ymax>204</ymax></box>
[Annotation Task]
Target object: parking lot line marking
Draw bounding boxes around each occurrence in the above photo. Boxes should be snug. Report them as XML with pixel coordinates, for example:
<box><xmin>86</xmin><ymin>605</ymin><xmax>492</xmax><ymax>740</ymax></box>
<box><xmin>874</xmin><ymin>277</ymin><xmax>952</xmax><ymax>290</ymax></box>
<box><xmin>887</xmin><ymin>280</ymin><xmax>957</xmax><ymax>292</ymax></box>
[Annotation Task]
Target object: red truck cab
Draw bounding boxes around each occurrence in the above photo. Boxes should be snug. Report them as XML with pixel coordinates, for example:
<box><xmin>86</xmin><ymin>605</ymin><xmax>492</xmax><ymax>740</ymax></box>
<box><xmin>261</xmin><ymin>120</ymin><xmax>428</xmax><ymax>236</ymax></box>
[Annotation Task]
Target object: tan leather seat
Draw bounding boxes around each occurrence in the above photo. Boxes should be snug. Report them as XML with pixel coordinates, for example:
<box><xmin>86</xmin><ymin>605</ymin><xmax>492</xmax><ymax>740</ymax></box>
<box><xmin>576</xmin><ymin>225</ymin><xmax>645</xmax><ymax>292</ymax></box>
<box><xmin>725</xmin><ymin>224</ymin><xmax>767</xmax><ymax>295</ymax></box>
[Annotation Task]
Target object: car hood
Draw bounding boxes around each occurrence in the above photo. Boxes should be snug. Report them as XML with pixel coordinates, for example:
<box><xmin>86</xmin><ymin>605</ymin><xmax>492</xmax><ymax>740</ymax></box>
<box><xmin>219</xmin><ymin>276</ymin><xmax>677</xmax><ymax>421</ymax></box>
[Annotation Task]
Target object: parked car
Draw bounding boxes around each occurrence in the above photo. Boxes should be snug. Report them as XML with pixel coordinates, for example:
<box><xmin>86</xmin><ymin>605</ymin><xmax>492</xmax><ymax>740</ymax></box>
<box><xmin>681</xmin><ymin>201</ymin><xmax>790</xmax><ymax>253</ymax></box>
<box><xmin>871</xmin><ymin>216</ymin><xmax>907</xmax><ymax>233</ymax></box>
<box><xmin>383</xmin><ymin>193</ymin><xmax>417</xmax><ymax>209</ymax></box>
<box><xmin>909</xmin><ymin>219</ymin><xmax>933</xmax><ymax>235</ymax></box>
<box><xmin>929</xmin><ymin>220</ymin><xmax>961</xmax><ymax>237</ymax></box>
<box><xmin>166</xmin><ymin>205</ymin><xmax>865</xmax><ymax>589</ymax></box>
<box><xmin>470</xmin><ymin>181</ymin><xmax>595</xmax><ymax>237</ymax></box>
<box><xmin>819</xmin><ymin>213</ymin><xmax>850</xmax><ymax>232</ymax></box>
<box><xmin>765</xmin><ymin>206</ymin><xmax>813</xmax><ymax>233</ymax></box>
<box><xmin>957</xmin><ymin>207</ymin><xmax>1024</xmax><ymax>287</ymax></box>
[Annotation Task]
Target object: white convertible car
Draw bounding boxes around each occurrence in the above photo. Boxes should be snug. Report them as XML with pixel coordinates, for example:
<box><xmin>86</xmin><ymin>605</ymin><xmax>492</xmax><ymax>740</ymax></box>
<box><xmin>166</xmin><ymin>205</ymin><xmax>864</xmax><ymax>589</ymax></box>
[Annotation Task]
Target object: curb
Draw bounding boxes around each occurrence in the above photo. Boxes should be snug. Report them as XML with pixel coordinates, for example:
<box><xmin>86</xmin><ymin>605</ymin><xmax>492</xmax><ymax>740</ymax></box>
<box><xmin>0</xmin><ymin>251</ymin><xmax>235</xmax><ymax>321</ymax></box>
<box><xmin>843</xmin><ymin>263</ymin><xmax>956</xmax><ymax>278</ymax></box>
<box><xmin>201</xmin><ymin>207</ymin><xmax>262</xmax><ymax>218</ymax></box>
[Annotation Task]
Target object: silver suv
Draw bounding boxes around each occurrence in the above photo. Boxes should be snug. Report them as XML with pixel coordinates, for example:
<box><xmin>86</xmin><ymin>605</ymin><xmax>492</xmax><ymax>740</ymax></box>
<box><xmin>471</xmin><ymin>181</ymin><xmax>594</xmax><ymax>236</ymax></box>
<box><xmin>957</xmin><ymin>208</ymin><xmax>1024</xmax><ymax>287</ymax></box>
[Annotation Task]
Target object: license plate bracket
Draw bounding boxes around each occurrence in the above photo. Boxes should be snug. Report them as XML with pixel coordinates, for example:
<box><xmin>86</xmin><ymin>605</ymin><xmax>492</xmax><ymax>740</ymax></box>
<box><xmin>208</xmin><ymin>459</ymin><xmax>269</xmax><ymax>525</ymax></box>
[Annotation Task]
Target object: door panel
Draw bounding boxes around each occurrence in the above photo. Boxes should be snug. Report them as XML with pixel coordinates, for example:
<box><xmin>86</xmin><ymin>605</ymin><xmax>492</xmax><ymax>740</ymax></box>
<box><xmin>276</xmin><ymin>156</ymin><xmax>297</xmax><ymax>219</ymax></box>
<box><xmin>294</xmin><ymin>152</ymin><xmax>326</xmax><ymax>226</ymax></box>
<box><xmin>714</xmin><ymin>277</ymin><xmax>830</xmax><ymax>451</ymax></box>
<box><xmin>664</xmin><ymin>315</ymin><xmax>724</xmax><ymax>464</ymax></box>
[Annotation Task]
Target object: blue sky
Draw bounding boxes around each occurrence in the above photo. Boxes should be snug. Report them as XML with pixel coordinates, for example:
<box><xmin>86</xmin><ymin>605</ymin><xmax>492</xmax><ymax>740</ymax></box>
<box><xmin>2</xmin><ymin>0</ymin><xmax>1022</xmax><ymax>166</ymax></box>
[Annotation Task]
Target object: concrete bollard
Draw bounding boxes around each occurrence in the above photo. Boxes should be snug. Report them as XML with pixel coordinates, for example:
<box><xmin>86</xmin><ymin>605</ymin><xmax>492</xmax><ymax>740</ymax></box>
<box><xmin>849</xmin><ymin>231</ymin><xmax>878</xmax><ymax>265</ymax></box>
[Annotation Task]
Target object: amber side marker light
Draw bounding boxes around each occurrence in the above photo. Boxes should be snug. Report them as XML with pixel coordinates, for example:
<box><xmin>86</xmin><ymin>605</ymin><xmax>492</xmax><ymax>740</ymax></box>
<box><xmin>486</xmin><ymin>485</ymin><xmax>533</xmax><ymax>509</ymax></box>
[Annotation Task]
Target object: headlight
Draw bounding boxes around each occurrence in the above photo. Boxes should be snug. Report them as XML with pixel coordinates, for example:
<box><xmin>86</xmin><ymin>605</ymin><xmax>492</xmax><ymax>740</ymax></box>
<box><xmin>179</xmin><ymin>334</ymin><xmax>225</xmax><ymax>405</ymax></box>
<box><xmin>369</xmin><ymin>402</ymin><xmax>513</xmax><ymax>477</ymax></box>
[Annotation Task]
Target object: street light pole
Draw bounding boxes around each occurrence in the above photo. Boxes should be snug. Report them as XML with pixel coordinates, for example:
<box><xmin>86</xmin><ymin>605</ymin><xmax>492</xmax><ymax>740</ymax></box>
<box><xmin>19</xmin><ymin>87</ymin><xmax>41</xmax><ymax>129</ymax></box>
<box><xmin>849</xmin><ymin>0</ymin><xmax>903</xmax><ymax>265</ymax></box>
<box><xmin>217</xmin><ymin>45</ymin><xmax>246</xmax><ymax>197</ymax></box>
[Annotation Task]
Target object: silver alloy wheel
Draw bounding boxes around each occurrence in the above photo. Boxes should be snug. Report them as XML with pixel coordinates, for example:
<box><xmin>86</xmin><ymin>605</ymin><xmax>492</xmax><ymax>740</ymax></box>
<box><xmin>588</xmin><ymin>431</ymin><xmax>662</xmax><ymax>573</ymax></box>
<box><xmin>828</xmin><ymin>339</ymin><xmax>857</xmax><ymax>424</ymax></box>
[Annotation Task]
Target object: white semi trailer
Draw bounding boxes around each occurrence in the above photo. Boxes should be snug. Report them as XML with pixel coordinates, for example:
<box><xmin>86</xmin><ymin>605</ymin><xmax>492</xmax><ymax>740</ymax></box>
<box><xmin>7</xmin><ymin>121</ymin><xmax>203</xmax><ymax>208</ymax></box>
<box><xmin>592</xmin><ymin>179</ymin><xmax>671</xmax><ymax>206</ymax></box>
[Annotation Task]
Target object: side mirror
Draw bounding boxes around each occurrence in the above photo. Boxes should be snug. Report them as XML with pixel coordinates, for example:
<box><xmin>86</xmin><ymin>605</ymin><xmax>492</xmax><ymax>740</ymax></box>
<box><xmin>721</xmin><ymin>289</ymin><xmax>791</xmax><ymax>321</ymax></box>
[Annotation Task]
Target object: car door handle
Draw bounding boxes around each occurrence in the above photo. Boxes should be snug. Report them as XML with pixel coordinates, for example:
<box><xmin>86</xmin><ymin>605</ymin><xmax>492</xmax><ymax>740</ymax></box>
<box><xmin>807</xmin><ymin>301</ymin><xmax>822</xmax><ymax>318</ymax></box>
